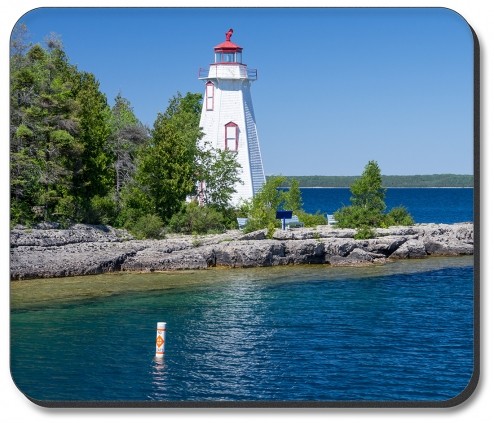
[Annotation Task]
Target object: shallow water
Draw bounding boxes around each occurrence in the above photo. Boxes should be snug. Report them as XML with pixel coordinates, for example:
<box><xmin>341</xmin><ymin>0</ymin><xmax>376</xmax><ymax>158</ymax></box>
<box><xmin>11</xmin><ymin>256</ymin><xmax>474</xmax><ymax>403</ymax></box>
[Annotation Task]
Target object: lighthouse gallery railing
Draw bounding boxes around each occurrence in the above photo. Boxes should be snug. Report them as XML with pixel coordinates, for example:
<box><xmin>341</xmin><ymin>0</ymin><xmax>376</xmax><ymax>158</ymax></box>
<box><xmin>198</xmin><ymin>66</ymin><xmax>257</xmax><ymax>80</ymax></box>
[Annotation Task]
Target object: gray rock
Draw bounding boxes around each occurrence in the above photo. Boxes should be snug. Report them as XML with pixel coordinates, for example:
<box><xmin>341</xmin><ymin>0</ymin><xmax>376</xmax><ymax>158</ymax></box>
<box><xmin>10</xmin><ymin>223</ymin><xmax>474</xmax><ymax>280</ymax></box>
<box><xmin>213</xmin><ymin>240</ymin><xmax>285</xmax><ymax>268</ymax></box>
<box><xmin>329</xmin><ymin>248</ymin><xmax>386</xmax><ymax>266</ymax></box>
<box><xmin>284</xmin><ymin>240</ymin><xmax>326</xmax><ymax>264</ymax></box>
<box><xmin>389</xmin><ymin>239</ymin><xmax>428</xmax><ymax>259</ymax></box>
<box><xmin>359</xmin><ymin>236</ymin><xmax>409</xmax><ymax>256</ymax></box>
<box><xmin>238</xmin><ymin>229</ymin><xmax>267</xmax><ymax>240</ymax></box>
<box><xmin>324</xmin><ymin>238</ymin><xmax>357</xmax><ymax>258</ymax></box>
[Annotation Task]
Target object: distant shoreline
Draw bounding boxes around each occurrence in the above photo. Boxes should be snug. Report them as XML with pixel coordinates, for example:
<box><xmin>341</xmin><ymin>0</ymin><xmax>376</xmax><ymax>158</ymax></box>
<box><xmin>288</xmin><ymin>186</ymin><xmax>474</xmax><ymax>189</ymax></box>
<box><xmin>270</xmin><ymin>174</ymin><xmax>474</xmax><ymax>188</ymax></box>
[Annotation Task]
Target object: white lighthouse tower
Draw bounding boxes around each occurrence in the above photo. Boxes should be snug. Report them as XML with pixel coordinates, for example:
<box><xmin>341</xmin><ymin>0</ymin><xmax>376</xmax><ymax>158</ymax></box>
<box><xmin>198</xmin><ymin>28</ymin><xmax>265</xmax><ymax>205</ymax></box>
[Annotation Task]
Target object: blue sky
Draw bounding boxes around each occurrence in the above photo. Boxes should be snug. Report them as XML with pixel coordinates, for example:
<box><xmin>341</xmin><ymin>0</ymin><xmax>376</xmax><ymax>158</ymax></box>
<box><xmin>16</xmin><ymin>7</ymin><xmax>474</xmax><ymax>176</ymax></box>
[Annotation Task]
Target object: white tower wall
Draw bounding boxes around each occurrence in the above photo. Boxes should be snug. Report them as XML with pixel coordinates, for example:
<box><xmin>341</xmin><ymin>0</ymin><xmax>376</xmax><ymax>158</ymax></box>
<box><xmin>199</xmin><ymin>60</ymin><xmax>265</xmax><ymax>206</ymax></box>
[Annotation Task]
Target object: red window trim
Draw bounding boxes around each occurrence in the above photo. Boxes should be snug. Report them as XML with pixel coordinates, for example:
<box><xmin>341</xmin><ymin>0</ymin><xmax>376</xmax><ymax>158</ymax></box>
<box><xmin>224</xmin><ymin>121</ymin><xmax>239</xmax><ymax>151</ymax></box>
<box><xmin>206</xmin><ymin>81</ymin><xmax>214</xmax><ymax>111</ymax></box>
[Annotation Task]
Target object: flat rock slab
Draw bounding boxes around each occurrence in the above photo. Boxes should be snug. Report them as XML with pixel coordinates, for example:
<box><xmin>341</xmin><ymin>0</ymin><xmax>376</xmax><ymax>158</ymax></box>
<box><xmin>10</xmin><ymin>223</ymin><xmax>474</xmax><ymax>280</ymax></box>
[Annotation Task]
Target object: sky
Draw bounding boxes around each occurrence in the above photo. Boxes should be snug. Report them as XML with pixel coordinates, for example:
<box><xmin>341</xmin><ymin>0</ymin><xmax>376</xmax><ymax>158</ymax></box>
<box><xmin>14</xmin><ymin>7</ymin><xmax>475</xmax><ymax>176</ymax></box>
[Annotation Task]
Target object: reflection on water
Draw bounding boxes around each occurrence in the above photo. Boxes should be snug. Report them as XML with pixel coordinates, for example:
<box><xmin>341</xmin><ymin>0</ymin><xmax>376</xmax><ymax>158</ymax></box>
<box><xmin>150</xmin><ymin>357</ymin><xmax>168</xmax><ymax>400</ymax></box>
<box><xmin>10</xmin><ymin>256</ymin><xmax>474</xmax><ymax>402</ymax></box>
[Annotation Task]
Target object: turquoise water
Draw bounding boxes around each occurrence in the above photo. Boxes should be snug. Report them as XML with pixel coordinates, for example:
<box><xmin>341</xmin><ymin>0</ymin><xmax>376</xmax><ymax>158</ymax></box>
<box><xmin>11</xmin><ymin>257</ymin><xmax>474</xmax><ymax>404</ymax></box>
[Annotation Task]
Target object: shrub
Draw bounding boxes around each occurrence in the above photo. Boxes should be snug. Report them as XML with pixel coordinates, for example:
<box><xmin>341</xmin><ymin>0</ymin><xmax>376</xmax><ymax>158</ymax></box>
<box><xmin>334</xmin><ymin>205</ymin><xmax>384</xmax><ymax>229</ymax></box>
<box><xmin>385</xmin><ymin>206</ymin><xmax>415</xmax><ymax>226</ymax></box>
<box><xmin>168</xmin><ymin>201</ymin><xmax>226</xmax><ymax>234</ymax></box>
<box><xmin>130</xmin><ymin>214</ymin><xmax>164</xmax><ymax>239</ymax></box>
<box><xmin>296</xmin><ymin>210</ymin><xmax>327</xmax><ymax>227</ymax></box>
<box><xmin>354</xmin><ymin>226</ymin><xmax>376</xmax><ymax>240</ymax></box>
<box><xmin>89</xmin><ymin>195</ymin><xmax>118</xmax><ymax>225</ymax></box>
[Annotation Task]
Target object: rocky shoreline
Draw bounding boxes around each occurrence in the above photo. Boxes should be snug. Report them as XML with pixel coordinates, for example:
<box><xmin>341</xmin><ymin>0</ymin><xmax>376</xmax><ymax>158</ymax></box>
<box><xmin>10</xmin><ymin>222</ymin><xmax>474</xmax><ymax>280</ymax></box>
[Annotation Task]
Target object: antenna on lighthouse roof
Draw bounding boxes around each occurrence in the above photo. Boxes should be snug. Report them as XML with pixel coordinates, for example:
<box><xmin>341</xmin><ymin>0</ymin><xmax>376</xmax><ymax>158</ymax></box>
<box><xmin>225</xmin><ymin>28</ymin><xmax>233</xmax><ymax>41</ymax></box>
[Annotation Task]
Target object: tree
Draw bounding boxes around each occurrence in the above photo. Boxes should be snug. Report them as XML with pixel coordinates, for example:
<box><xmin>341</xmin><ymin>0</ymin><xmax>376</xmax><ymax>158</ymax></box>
<box><xmin>108</xmin><ymin>94</ymin><xmax>148</xmax><ymax>206</ymax></box>
<box><xmin>243</xmin><ymin>175</ymin><xmax>287</xmax><ymax>235</ymax></box>
<box><xmin>349</xmin><ymin>160</ymin><xmax>386</xmax><ymax>213</ymax></box>
<box><xmin>125</xmin><ymin>92</ymin><xmax>203</xmax><ymax>222</ymax></box>
<box><xmin>10</xmin><ymin>35</ymin><xmax>83</xmax><ymax>224</ymax></box>
<box><xmin>10</xmin><ymin>27</ymin><xmax>117</xmax><ymax>226</ymax></box>
<box><xmin>285</xmin><ymin>178</ymin><xmax>302</xmax><ymax>212</ymax></box>
<box><xmin>334</xmin><ymin>160</ymin><xmax>413</xmax><ymax>233</ymax></box>
<box><xmin>195</xmin><ymin>141</ymin><xmax>242</xmax><ymax>211</ymax></box>
<box><xmin>334</xmin><ymin>160</ymin><xmax>386</xmax><ymax>229</ymax></box>
<box><xmin>72</xmin><ymin>71</ymin><xmax>113</xmax><ymax>220</ymax></box>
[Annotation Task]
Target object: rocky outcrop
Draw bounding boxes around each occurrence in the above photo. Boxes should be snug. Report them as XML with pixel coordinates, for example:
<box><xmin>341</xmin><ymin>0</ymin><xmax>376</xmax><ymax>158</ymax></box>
<box><xmin>10</xmin><ymin>223</ymin><xmax>474</xmax><ymax>280</ymax></box>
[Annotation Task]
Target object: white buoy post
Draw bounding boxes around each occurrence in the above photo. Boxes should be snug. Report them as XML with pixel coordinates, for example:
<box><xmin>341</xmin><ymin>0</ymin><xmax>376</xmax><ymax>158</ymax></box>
<box><xmin>155</xmin><ymin>322</ymin><xmax>166</xmax><ymax>359</ymax></box>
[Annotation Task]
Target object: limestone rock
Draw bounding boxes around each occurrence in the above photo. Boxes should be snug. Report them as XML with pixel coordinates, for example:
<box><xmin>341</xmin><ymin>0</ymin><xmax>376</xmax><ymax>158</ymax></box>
<box><xmin>389</xmin><ymin>239</ymin><xmax>428</xmax><ymax>259</ymax></box>
<box><xmin>9</xmin><ymin>222</ymin><xmax>474</xmax><ymax>280</ymax></box>
<box><xmin>328</xmin><ymin>248</ymin><xmax>386</xmax><ymax>266</ymax></box>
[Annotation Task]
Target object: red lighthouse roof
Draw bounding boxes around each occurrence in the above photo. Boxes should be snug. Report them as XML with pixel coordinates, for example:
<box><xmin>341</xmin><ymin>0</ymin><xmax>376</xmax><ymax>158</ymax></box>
<box><xmin>214</xmin><ymin>28</ymin><xmax>243</xmax><ymax>52</ymax></box>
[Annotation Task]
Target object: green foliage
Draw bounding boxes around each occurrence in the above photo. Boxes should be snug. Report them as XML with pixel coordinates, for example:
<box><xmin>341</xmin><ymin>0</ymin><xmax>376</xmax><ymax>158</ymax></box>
<box><xmin>108</xmin><ymin>94</ymin><xmax>148</xmax><ymax>208</ymax></box>
<box><xmin>243</xmin><ymin>175</ymin><xmax>286</xmax><ymax>234</ymax></box>
<box><xmin>88</xmin><ymin>195</ymin><xmax>118</xmax><ymax>225</ymax></box>
<box><xmin>242</xmin><ymin>175</ymin><xmax>323</xmax><ymax>234</ymax></box>
<box><xmin>116</xmin><ymin>183</ymin><xmax>155</xmax><ymax>228</ymax></box>
<box><xmin>334</xmin><ymin>205</ymin><xmax>384</xmax><ymax>229</ymax></box>
<box><xmin>296</xmin><ymin>210</ymin><xmax>327</xmax><ymax>227</ymax></box>
<box><xmin>354</xmin><ymin>226</ymin><xmax>376</xmax><ymax>240</ymax></box>
<box><xmin>168</xmin><ymin>201</ymin><xmax>226</xmax><ymax>235</ymax></box>
<box><xmin>53</xmin><ymin>195</ymin><xmax>76</xmax><ymax>227</ymax></box>
<box><xmin>385</xmin><ymin>206</ymin><xmax>415</xmax><ymax>226</ymax></box>
<box><xmin>10</xmin><ymin>28</ymin><xmax>117</xmax><ymax>225</ymax></box>
<box><xmin>285</xmin><ymin>178</ymin><xmax>302</xmax><ymax>211</ymax></box>
<box><xmin>196</xmin><ymin>143</ymin><xmax>242</xmax><ymax>212</ymax></box>
<box><xmin>74</xmin><ymin>71</ymin><xmax>113</xmax><ymax>213</ymax></box>
<box><xmin>350</xmin><ymin>160</ymin><xmax>386</xmax><ymax>213</ymax></box>
<box><xmin>334</xmin><ymin>161</ymin><xmax>387</xmax><ymax>230</ymax></box>
<box><xmin>15</xmin><ymin>124</ymin><xmax>33</xmax><ymax>139</ymax></box>
<box><xmin>129</xmin><ymin>214</ymin><xmax>164</xmax><ymax>239</ymax></box>
<box><xmin>131</xmin><ymin>92</ymin><xmax>202</xmax><ymax>221</ymax></box>
<box><xmin>334</xmin><ymin>161</ymin><xmax>415</xmax><ymax>236</ymax></box>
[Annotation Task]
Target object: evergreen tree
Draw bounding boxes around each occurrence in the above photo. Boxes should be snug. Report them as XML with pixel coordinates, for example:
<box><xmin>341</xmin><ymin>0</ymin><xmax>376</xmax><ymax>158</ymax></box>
<box><xmin>349</xmin><ymin>160</ymin><xmax>386</xmax><ymax>213</ymax></box>
<box><xmin>127</xmin><ymin>92</ymin><xmax>203</xmax><ymax>222</ymax></box>
<box><xmin>334</xmin><ymin>160</ymin><xmax>414</xmax><ymax>234</ymax></box>
<box><xmin>10</xmin><ymin>34</ymin><xmax>82</xmax><ymax>224</ymax></box>
<box><xmin>73</xmin><ymin>71</ymin><xmax>113</xmax><ymax>219</ymax></box>
<box><xmin>10</xmin><ymin>26</ymin><xmax>114</xmax><ymax>225</ymax></box>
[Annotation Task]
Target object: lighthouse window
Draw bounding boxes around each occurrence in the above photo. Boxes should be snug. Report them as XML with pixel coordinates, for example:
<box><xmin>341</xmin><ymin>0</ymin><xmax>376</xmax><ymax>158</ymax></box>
<box><xmin>225</xmin><ymin>122</ymin><xmax>238</xmax><ymax>151</ymax></box>
<box><xmin>206</xmin><ymin>81</ymin><xmax>214</xmax><ymax>111</ymax></box>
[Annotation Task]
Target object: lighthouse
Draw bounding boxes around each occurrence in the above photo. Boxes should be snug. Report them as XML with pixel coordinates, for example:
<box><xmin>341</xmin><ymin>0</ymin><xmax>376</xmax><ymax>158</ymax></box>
<box><xmin>198</xmin><ymin>28</ymin><xmax>265</xmax><ymax>205</ymax></box>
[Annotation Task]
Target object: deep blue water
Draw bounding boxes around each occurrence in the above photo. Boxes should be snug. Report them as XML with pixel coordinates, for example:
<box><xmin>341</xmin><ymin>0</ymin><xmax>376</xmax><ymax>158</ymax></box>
<box><xmin>10</xmin><ymin>188</ymin><xmax>475</xmax><ymax>404</ymax></box>
<box><xmin>295</xmin><ymin>188</ymin><xmax>473</xmax><ymax>224</ymax></box>
<box><xmin>11</xmin><ymin>260</ymin><xmax>474</xmax><ymax>404</ymax></box>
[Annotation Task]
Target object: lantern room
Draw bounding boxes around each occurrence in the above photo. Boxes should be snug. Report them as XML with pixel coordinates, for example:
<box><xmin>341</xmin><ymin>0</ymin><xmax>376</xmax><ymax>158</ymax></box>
<box><xmin>214</xmin><ymin>28</ymin><xmax>243</xmax><ymax>64</ymax></box>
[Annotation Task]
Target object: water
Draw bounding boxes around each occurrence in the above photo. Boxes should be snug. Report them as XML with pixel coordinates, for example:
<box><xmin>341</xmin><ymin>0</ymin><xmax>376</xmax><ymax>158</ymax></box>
<box><xmin>11</xmin><ymin>258</ymin><xmax>474</xmax><ymax>403</ymax></box>
<box><xmin>10</xmin><ymin>188</ymin><xmax>475</xmax><ymax>404</ymax></box>
<box><xmin>296</xmin><ymin>187</ymin><xmax>473</xmax><ymax>224</ymax></box>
